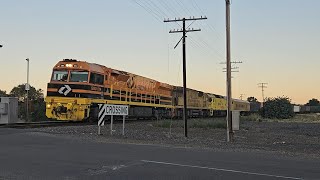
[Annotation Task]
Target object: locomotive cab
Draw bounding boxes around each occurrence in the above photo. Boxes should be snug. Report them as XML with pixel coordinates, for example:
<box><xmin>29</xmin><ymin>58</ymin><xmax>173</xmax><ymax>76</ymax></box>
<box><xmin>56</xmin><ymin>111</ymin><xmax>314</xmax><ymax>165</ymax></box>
<box><xmin>46</xmin><ymin>59</ymin><xmax>107</xmax><ymax>121</ymax></box>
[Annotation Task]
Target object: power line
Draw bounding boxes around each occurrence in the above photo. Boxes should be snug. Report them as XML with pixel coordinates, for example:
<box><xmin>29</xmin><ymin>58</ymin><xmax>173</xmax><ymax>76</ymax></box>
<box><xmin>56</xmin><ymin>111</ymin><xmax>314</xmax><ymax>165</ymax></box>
<box><xmin>187</xmin><ymin>0</ymin><xmax>247</xmax><ymax>66</ymax></box>
<box><xmin>189</xmin><ymin>0</ymin><xmax>225</xmax><ymax>40</ymax></box>
<box><xmin>132</xmin><ymin>0</ymin><xmax>163</xmax><ymax>22</ymax></box>
<box><xmin>147</xmin><ymin>1</ymin><xmax>168</xmax><ymax>18</ymax></box>
<box><xmin>187</xmin><ymin>36</ymin><xmax>221</xmax><ymax>59</ymax></box>
<box><xmin>132</xmin><ymin>0</ymin><xmax>226</xmax><ymax>62</ymax></box>
<box><xmin>172</xmin><ymin>0</ymin><xmax>226</xmax><ymax>60</ymax></box>
<box><xmin>157</xmin><ymin>0</ymin><xmax>180</xmax><ymax>17</ymax></box>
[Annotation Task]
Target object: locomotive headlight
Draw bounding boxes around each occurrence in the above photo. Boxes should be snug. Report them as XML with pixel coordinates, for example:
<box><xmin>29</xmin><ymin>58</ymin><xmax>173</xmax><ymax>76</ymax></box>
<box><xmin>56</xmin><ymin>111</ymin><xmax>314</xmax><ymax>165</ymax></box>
<box><xmin>46</xmin><ymin>104</ymin><xmax>51</xmax><ymax>109</ymax></box>
<box><xmin>66</xmin><ymin>64</ymin><xmax>72</xmax><ymax>67</ymax></box>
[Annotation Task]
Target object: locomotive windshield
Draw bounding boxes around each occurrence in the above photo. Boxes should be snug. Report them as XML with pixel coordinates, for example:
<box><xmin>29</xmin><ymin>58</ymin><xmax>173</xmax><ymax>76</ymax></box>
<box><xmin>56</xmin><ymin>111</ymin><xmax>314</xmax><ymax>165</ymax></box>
<box><xmin>52</xmin><ymin>71</ymin><xmax>68</xmax><ymax>81</ymax></box>
<box><xmin>70</xmin><ymin>71</ymin><xmax>89</xmax><ymax>82</ymax></box>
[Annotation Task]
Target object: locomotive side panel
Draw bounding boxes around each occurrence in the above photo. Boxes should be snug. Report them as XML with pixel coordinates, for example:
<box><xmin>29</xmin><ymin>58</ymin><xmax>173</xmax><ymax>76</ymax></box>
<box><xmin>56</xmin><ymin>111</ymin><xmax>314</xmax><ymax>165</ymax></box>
<box><xmin>173</xmin><ymin>87</ymin><xmax>208</xmax><ymax>109</ymax></box>
<box><xmin>46</xmin><ymin>59</ymin><xmax>174</xmax><ymax>121</ymax></box>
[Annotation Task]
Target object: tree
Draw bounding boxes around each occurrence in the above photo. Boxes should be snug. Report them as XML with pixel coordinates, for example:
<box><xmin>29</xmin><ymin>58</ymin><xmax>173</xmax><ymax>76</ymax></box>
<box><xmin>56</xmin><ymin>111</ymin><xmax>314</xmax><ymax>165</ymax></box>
<box><xmin>305</xmin><ymin>98</ymin><xmax>320</xmax><ymax>106</ymax></box>
<box><xmin>0</xmin><ymin>89</ymin><xmax>8</xmax><ymax>97</ymax></box>
<box><xmin>247</xmin><ymin>96</ymin><xmax>258</xmax><ymax>102</ymax></box>
<box><xmin>10</xmin><ymin>84</ymin><xmax>43</xmax><ymax>101</ymax></box>
<box><xmin>261</xmin><ymin>96</ymin><xmax>294</xmax><ymax>119</ymax></box>
<box><xmin>9</xmin><ymin>84</ymin><xmax>45</xmax><ymax>121</ymax></box>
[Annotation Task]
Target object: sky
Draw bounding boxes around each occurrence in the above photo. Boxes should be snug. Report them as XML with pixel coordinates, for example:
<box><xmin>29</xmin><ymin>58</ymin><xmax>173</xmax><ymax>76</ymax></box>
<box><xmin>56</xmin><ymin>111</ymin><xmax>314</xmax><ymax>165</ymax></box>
<box><xmin>0</xmin><ymin>0</ymin><xmax>319</xmax><ymax>104</ymax></box>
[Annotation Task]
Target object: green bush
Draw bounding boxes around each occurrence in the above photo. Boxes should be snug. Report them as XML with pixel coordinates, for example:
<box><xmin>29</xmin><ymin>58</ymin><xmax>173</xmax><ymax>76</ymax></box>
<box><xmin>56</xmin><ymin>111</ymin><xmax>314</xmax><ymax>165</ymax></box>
<box><xmin>18</xmin><ymin>99</ymin><xmax>49</xmax><ymax>122</ymax></box>
<box><xmin>261</xmin><ymin>96</ymin><xmax>294</xmax><ymax>119</ymax></box>
<box><xmin>30</xmin><ymin>99</ymin><xmax>49</xmax><ymax>122</ymax></box>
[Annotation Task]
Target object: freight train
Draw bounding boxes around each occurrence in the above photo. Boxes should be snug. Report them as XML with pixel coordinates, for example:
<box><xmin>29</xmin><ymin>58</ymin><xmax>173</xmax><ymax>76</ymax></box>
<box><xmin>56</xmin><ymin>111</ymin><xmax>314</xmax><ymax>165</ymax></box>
<box><xmin>293</xmin><ymin>105</ymin><xmax>320</xmax><ymax>113</ymax></box>
<box><xmin>45</xmin><ymin>59</ymin><xmax>250</xmax><ymax>121</ymax></box>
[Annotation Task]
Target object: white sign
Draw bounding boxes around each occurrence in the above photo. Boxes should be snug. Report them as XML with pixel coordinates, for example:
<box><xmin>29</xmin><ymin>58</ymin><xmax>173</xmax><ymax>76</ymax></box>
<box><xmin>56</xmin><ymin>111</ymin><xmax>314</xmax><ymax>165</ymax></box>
<box><xmin>25</xmin><ymin>83</ymin><xmax>30</xmax><ymax>91</ymax></box>
<box><xmin>99</xmin><ymin>104</ymin><xmax>128</xmax><ymax>116</ymax></box>
<box><xmin>98</xmin><ymin>104</ymin><xmax>128</xmax><ymax>126</ymax></box>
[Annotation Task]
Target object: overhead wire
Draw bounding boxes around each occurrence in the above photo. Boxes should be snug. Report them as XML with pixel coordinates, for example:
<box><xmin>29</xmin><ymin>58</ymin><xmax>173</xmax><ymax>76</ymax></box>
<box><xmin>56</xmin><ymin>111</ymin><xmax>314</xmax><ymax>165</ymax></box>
<box><xmin>176</xmin><ymin>0</ymin><xmax>226</xmax><ymax>59</ymax></box>
<box><xmin>146</xmin><ymin>0</ymin><xmax>168</xmax><ymax>19</ymax></box>
<box><xmin>157</xmin><ymin>0</ymin><xmax>180</xmax><ymax>18</ymax></box>
<box><xmin>131</xmin><ymin>0</ymin><xmax>163</xmax><ymax>22</ymax></box>
<box><xmin>172</xmin><ymin>0</ymin><xmax>226</xmax><ymax>61</ymax></box>
<box><xmin>132</xmin><ymin>0</ymin><xmax>228</xmax><ymax>60</ymax></box>
<box><xmin>131</xmin><ymin>0</ymin><xmax>229</xmax><ymax>81</ymax></box>
<box><xmin>189</xmin><ymin>0</ymin><xmax>246</xmax><ymax>64</ymax></box>
<box><xmin>189</xmin><ymin>0</ymin><xmax>225</xmax><ymax>41</ymax></box>
<box><xmin>134</xmin><ymin>0</ymin><xmax>183</xmax><ymax>84</ymax></box>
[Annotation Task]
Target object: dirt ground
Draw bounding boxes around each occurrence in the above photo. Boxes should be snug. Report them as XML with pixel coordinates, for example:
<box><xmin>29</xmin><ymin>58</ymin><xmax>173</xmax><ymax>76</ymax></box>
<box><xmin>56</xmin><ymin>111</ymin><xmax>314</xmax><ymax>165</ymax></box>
<box><xmin>34</xmin><ymin>114</ymin><xmax>320</xmax><ymax>159</ymax></box>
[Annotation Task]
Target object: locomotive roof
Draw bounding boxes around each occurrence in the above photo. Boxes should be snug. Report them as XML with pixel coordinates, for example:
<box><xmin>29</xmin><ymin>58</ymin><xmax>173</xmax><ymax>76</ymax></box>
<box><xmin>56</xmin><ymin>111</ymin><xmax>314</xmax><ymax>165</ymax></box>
<box><xmin>59</xmin><ymin>59</ymin><xmax>173</xmax><ymax>88</ymax></box>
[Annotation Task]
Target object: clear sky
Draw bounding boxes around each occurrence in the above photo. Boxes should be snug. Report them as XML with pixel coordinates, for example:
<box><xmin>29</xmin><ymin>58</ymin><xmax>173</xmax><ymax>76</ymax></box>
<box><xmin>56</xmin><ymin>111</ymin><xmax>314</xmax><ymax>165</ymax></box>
<box><xmin>0</xmin><ymin>0</ymin><xmax>319</xmax><ymax>104</ymax></box>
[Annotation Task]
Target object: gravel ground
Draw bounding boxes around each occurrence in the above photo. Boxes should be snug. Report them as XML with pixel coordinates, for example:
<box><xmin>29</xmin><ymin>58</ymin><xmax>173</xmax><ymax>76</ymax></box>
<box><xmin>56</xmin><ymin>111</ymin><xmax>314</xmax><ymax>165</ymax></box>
<box><xmin>34</xmin><ymin>119</ymin><xmax>320</xmax><ymax>159</ymax></box>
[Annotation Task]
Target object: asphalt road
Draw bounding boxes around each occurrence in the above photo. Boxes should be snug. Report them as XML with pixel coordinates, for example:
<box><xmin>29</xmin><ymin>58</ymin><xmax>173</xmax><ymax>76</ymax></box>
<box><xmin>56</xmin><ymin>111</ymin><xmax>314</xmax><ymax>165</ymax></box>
<box><xmin>0</xmin><ymin>128</ymin><xmax>319</xmax><ymax>180</ymax></box>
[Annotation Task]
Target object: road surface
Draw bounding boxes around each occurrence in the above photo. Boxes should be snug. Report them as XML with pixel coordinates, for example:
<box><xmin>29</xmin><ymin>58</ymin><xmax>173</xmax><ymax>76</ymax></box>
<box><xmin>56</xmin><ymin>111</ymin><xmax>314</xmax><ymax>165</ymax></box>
<box><xmin>0</xmin><ymin>128</ymin><xmax>319</xmax><ymax>180</ymax></box>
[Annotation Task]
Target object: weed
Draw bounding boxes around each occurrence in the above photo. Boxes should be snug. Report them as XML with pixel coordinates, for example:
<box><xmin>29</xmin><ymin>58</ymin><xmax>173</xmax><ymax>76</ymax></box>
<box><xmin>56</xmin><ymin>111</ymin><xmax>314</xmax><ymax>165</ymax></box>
<box><xmin>241</xmin><ymin>113</ymin><xmax>262</xmax><ymax>122</ymax></box>
<box><xmin>152</xmin><ymin>118</ymin><xmax>226</xmax><ymax>129</ymax></box>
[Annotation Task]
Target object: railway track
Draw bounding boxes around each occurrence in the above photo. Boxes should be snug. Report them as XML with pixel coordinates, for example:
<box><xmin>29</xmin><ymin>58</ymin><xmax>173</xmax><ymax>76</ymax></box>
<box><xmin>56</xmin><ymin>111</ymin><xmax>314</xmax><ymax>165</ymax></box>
<box><xmin>0</xmin><ymin>117</ymin><xmax>180</xmax><ymax>129</ymax></box>
<box><xmin>0</xmin><ymin>118</ymin><xmax>155</xmax><ymax>129</ymax></box>
<box><xmin>0</xmin><ymin>121</ymin><xmax>94</xmax><ymax>129</ymax></box>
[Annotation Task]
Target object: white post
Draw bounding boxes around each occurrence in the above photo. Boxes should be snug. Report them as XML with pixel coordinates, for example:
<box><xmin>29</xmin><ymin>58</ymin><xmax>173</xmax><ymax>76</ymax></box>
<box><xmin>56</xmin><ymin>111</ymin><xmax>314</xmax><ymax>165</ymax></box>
<box><xmin>98</xmin><ymin>126</ymin><xmax>101</xmax><ymax>135</ymax></box>
<box><xmin>122</xmin><ymin>115</ymin><xmax>125</xmax><ymax>136</ymax></box>
<box><xmin>110</xmin><ymin>115</ymin><xmax>114</xmax><ymax>135</ymax></box>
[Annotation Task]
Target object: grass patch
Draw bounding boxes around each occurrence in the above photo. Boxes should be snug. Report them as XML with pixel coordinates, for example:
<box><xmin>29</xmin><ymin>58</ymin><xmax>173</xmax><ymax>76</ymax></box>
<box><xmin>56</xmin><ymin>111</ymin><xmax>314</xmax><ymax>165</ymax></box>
<box><xmin>241</xmin><ymin>113</ymin><xmax>262</xmax><ymax>122</ymax></box>
<box><xmin>153</xmin><ymin>119</ymin><xmax>174</xmax><ymax>128</ymax></box>
<box><xmin>153</xmin><ymin>118</ymin><xmax>226</xmax><ymax>129</ymax></box>
<box><xmin>241</xmin><ymin>113</ymin><xmax>320</xmax><ymax>123</ymax></box>
<box><xmin>189</xmin><ymin>119</ymin><xmax>226</xmax><ymax>129</ymax></box>
<box><xmin>273</xmin><ymin>113</ymin><xmax>320</xmax><ymax>123</ymax></box>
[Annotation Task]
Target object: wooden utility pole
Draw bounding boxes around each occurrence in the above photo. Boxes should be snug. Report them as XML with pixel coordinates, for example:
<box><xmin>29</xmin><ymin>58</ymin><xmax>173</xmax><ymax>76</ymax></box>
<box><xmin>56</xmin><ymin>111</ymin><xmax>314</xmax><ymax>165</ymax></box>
<box><xmin>164</xmin><ymin>16</ymin><xmax>207</xmax><ymax>138</ymax></box>
<box><xmin>258</xmin><ymin>83</ymin><xmax>268</xmax><ymax>103</ymax></box>
<box><xmin>26</xmin><ymin>58</ymin><xmax>30</xmax><ymax>122</ymax></box>
<box><xmin>240</xmin><ymin>94</ymin><xmax>245</xmax><ymax>100</ymax></box>
<box><xmin>226</xmin><ymin>0</ymin><xmax>233</xmax><ymax>142</ymax></box>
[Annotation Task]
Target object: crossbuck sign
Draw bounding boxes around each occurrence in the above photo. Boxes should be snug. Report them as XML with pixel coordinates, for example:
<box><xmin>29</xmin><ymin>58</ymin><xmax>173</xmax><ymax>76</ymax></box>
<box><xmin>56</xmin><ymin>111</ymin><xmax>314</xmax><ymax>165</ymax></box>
<box><xmin>98</xmin><ymin>104</ymin><xmax>129</xmax><ymax>136</ymax></box>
